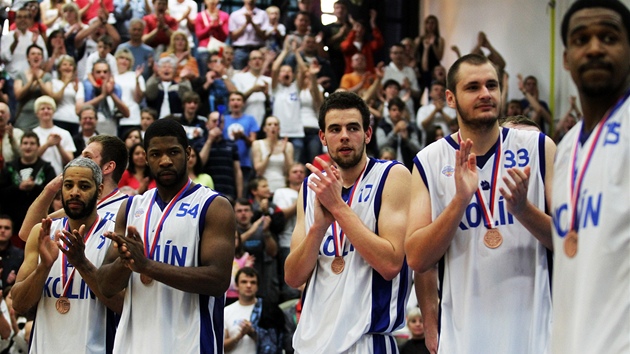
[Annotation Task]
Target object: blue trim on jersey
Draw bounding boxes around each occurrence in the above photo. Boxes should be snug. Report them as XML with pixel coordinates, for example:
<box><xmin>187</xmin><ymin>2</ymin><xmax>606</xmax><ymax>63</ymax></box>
<box><xmin>302</xmin><ymin>177</ymin><xmax>309</xmax><ymax>211</ymax></box>
<box><xmin>392</xmin><ymin>259</ymin><xmax>410</xmax><ymax>330</ymax></box>
<box><xmin>97</xmin><ymin>195</ymin><xmax>128</xmax><ymax>210</ymax></box>
<box><xmin>369</xmin><ymin>271</ymin><xmax>392</xmax><ymax>332</ymax></box>
<box><xmin>445</xmin><ymin>134</ymin><xmax>458</xmax><ymax>150</ymax></box>
<box><xmin>105</xmin><ymin>308</ymin><xmax>117</xmax><ymax>354</ymax></box>
<box><xmin>372</xmin><ymin>333</ymin><xmax>398</xmax><ymax>354</ymax></box>
<box><xmin>199</xmin><ymin>294</ymin><xmax>217</xmax><ymax>354</ymax></box>
<box><xmin>414</xmin><ymin>157</ymin><xmax>429</xmax><ymax>194</ymax></box>
<box><xmin>538</xmin><ymin>132</ymin><xmax>546</xmax><ymax>184</ymax></box>
<box><xmin>198</xmin><ymin>193</ymin><xmax>219</xmax><ymax>237</ymax></box>
<box><xmin>373</xmin><ymin>161</ymin><xmax>395</xmax><ymax>227</ymax></box>
<box><xmin>125</xmin><ymin>195</ymin><xmax>135</xmax><ymax>219</ymax></box>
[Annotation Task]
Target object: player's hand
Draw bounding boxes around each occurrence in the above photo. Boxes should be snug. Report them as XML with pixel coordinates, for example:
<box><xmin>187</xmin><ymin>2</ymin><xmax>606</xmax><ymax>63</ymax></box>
<box><xmin>424</xmin><ymin>322</ymin><xmax>439</xmax><ymax>354</ymax></box>
<box><xmin>106</xmin><ymin>226</ymin><xmax>147</xmax><ymax>272</ymax></box>
<box><xmin>57</xmin><ymin>225</ymin><xmax>88</xmax><ymax>268</ymax></box>
<box><xmin>455</xmin><ymin>138</ymin><xmax>478</xmax><ymax>202</ymax></box>
<box><xmin>499</xmin><ymin>166</ymin><xmax>531</xmax><ymax>217</ymax></box>
<box><xmin>38</xmin><ymin>218</ymin><xmax>59</xmax><ymax>268</ymax></box>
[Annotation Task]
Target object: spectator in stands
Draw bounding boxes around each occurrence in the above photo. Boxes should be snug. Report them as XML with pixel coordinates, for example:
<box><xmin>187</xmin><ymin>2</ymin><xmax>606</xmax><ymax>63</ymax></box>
<box><xmin>169</xmin><ymin>0</ymin><xmax>197</xmax><ymax>55</ymax></box>
<box><xmin>75</xmin><ymin>0</ymin><xmax>114</xmax><ymax>24</ymax></box>
<box><xmin>265</xmin><ymin>6</ymin><xmax>285</xmax><ymax>53</ymax></box>
<box><xmin>340</xmin><ymin>9</ymin><xmax>383</xmax><ymax>74</ymax></box>
<box><xmin>416</xmin><ymin>80</ymin><xmax>455</xmax><ymax>147</ymax></box>
<box><xmin>232</xmin><ymin>50</ymin><xmax>272</xmax><ymax>127</ymax></box>
<box><xmin>321</xmin><ymin>1</ymin><xmax>350</xmax><ymax>87</ymax></box>
<box><xmin>160</xmin><ymin>30</ymin><xmax>199</xmax><ymax>83</ymax></box>
<box><xmin>284</xmin><ymin>0</ymin><xmax>322</xmax><ymax>35</ymax></box>
<box><xmin>145</xmin><ymin>56</ymin><xmax>192</xmax><ymax>119</ymax></box>
<box><xmin>13</xmin><ymin>44</ymin><xmax>53</xmax><ymax>132</ymax></box>
<box><xmin>114</xmin><ymin>48</ymin><xmax>145</xmax><ymax>135</ymax></box>
<box><xmin>415</xmin><ymin>15</ymin><xmax>444</xmax><ymax>95</ymax></box>
<box><xmin>50</xmin><ymin>55</ymin><xmax>84</xmax><ymax>136</ymax></box>
<box><xmin>172</xmin><ymin>92</ymin><xmax>208</xmax><ymax>149</ymax></box>
<box><xmin>376</xmin><ymin>96</ymin><xmax>420</xmax><ymax>170</ymax></box>
<box><xmin>190</xmin><ymin>52</ymin><xmax>236</xmax><ymax>118</ymax></box>
<box><xmin>195</xmin><ymin>0</ymin><xmax>229</xmax><ymax>77</ymax></box>
<box><xmin>117</xmin><ymin>19</ymin><xmax>155</xmax><ymax>80</ymax></box>
<box><xmin>118</xmin><ymin>142</ymin><xmax>155</xmax><ymax>195</ymax></box>
<box><xmin>0</xmin><ymin>216</ymin><xmax>24</xmax><ymax>284</ymax></box>
<box><xmin>223</xmin><ymin>91</ymin><xmax>259</xmax><ymax>181</ymax></box>
<box><xmin>43</xmin><ymin>29</ymin><xmax>67</xmax><ymax>74</ymax></box>
<box><xmin>228</xmin><ymin>0</ymin><xmax>270</xmax><ymax>70</ymax></box>
<box><xmin>142</xmin><ymin>0</ymin><xmax>178</xmax><ymax>51</ymax></box>
<box><xmin>251</xmin><ymin>116</ymin><xmax>294</xmax><ymax>194</ymax></box>
<box><xmin>122</xmin><ymin>127</ymin><xmax>143</xmax><ymax>150</ymax></box>
<box><xmin>286</xmin><ymin>11</ymin><xmax>311</xmax><ymax>47</ymax></box>
<box><xmin>83</xmin><ymin>59</ymin><xmax>130</xmax><ymax>136</ymax></box>
<box><xmin>226</xmin><ymin>230</ymin><xmax>254</xmax><ymax>306</ymax></box>
<box><xmin>113</xmin><ymin>0</ymin><xmax>150</xmax><ymax>43</ymax></box>
<box><xmin>517</xmin><ymin>73</ymin><xmax>552</xmax><ymax>134</ymax></box>
<box><xmin>72</xmin><ymin>105</ymin><xmax>98</xmax><ymax>156</ymax></box>
<box><xmin>32</xmin><ymin>96</ymin><xmax>75</xmax><ymax>174</ymax></box>
<box><xmin>283</xmin><ymin>33</ymin><xmax>336</xmax><ymax>93</ymax></box>
<box><xmin>0</xmin><ymin>104</ymin><xmax>24</xmax><ymax>170</ymax></box>
<box><xmin>187</xmin><ymin>147</ymin><xmax>214</xmax><ymax>189</ymax></box>
<box><xmin>139</xmin><ymin>107</ymin><xmax>157</xmax><ymax>139</ymax></box>
<box><xmin>340</xmin><ymin>53</ymin><xmax>373</xmax><ymax>95</ymax></box>
<box><xmin>383</xmin><ymin>43</ymin><xmax>421</xmax><ymax>122</ymax></box>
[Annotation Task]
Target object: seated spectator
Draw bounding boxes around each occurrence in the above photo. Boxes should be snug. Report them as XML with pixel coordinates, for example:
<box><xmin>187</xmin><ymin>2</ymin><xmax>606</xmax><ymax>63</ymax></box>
<box><xmin>0</xmin><ymin>133</ymin><xmax>55</xmax><ymax>245</ymax></box>
<box><xmin>340</xmin><ymin>10</ymin><xmax>382</xmax><ymax>74</ymax></box>
<box><xmin>50</xmin><ymin>55</ymin><xmax>84</xmax><ymax>135</ymax></box>
<box><xmin>0</xmin><ymin>104</ymin><xmax>24</xmax><ymax>170</ymax></box>
<box><xmin>159</xmin><ymin>31</ymin><xmax>199</xmax><ymax>83</ymax></box>
<box><xmin>13</xmin><ymin>44</ymin><xmax>53</xmax><ymax>132</ymax></box>
<box><xmin>195</xmin><ymin>0</ymin><xmax>229</xmax><ymax>77</ymax></box>
<box><xmin>145</xmin><ymin>56</ymin><xmax>192</xmax><ymax>119</ymax></box>
<box><xmin>416</xmin><ymin>80</ymin><xmax>455</xmax><ymax>147</ymax></box>
<box><xmin>376</xmin><ymin>96</ymin><xmax>420</xmax><ymax>170</ymax></box>
<box><xmin>32</xmin><ymin>96</ymin><xmax>75</xmax><ymax>174</ymax></box>
<box><xmin>118</xmin><ymin>143</ymin><xmax>156</xmax><ymax>195</ymax></box>
<box><xmin>340</xmin><ymin>53</ymin><xmax>373</xmax><ymax>95</ymax></box>
<box><xmin>114</xmin><ymin>48</ymin><xmax>145</xmax><ymax>135</ymax></box>
<box><xmin>72</xmin><ymin>105</ymin><xmax>99</xmax><ymax>156</ymax></box>
<box><xmin>83</xmin><ymin>59</ymin><xmax>130</xmax><ymax>136</ymax></box>
<box><xmin>251</xmin><ymin>116</ymin><xmax>293</xmax><ymax>194</ymax></box>
<box><xmin>228</xmin><ymin>0</ymin><xmax>270</xmax><ymax>70</ymax></box>
<box><xmin>187</xmin><ymin>147</ymin><xmax>213</xmax><ymax>189</ymax></box>
<box><xmin>142</xmin><ymin>0</ymin><xmax>178</xmax><ymax>52</ymax></box>
<box><xmin>424</xmin><ymin>124</ymin><xmax>445</xmax><ymax>146</ymax></box>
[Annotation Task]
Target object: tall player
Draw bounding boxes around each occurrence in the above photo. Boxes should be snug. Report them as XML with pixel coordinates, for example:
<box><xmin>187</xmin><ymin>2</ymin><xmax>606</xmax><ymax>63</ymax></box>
<box><xmin>12</xmin><ymin>158</ymin><xmax>123</xmax><ymax>353</ymax></box>
<box><xmin>285</xmin><ymin>91</ymin><xmax>412</xmax><ymax>353</ymax></box>
<box><xmin>552</xmin><ymin>1</ymin><xmax>630</xmax><ymax>352</ymax></box>
<box><xmin>18</xmin><ymin>134</ymin><xmax>129</xmax><ymax>241</ymax></box>
<box><xmin>96</xmin><ymin>119</ymin><xmax>235</xmax><ymax>353</ymax></box>
<box><xmin>405</xmin><ymin>54</ymin><xmax>556</xmax><ymax>353</ymax></box>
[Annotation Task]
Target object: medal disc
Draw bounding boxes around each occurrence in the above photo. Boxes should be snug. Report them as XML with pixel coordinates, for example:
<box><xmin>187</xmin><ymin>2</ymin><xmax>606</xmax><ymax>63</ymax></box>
<box><xmin>140</xmin><ymin>274</ymin><xmax>153</xmax><ymax>285</ymax></box>
<box><xmin>331</xmin><ymin>256</ymin><xmax>345</xmax><ymax>274</ymax></box>
<box><xmin>564</xmin><ymin>230</ymin><xmax>578</xmax><ymax>258</ymax></box>
<box><xmin>483</xmin><ymin>229</ymin><xmax>503</xmax><ymax>249</ymax></box>
<box><xmin>56</xmin><ymin>297</ymin><xmax>70</xmax><ymax>314</ymax></box>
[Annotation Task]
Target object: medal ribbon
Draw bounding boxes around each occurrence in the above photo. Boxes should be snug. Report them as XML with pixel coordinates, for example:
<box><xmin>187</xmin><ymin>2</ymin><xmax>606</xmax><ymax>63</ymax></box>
<box><xmin>458</xmin><ymin>131</ymin><xmax>502</xmax><ymax>230</ymax></box>
<box><xmin>568</xmin><ymin>90</ymin><xmax>630</xmax><ymax>232</ymax></box>
<box><xmin>143</xmin><ymin>179</ymin><xmax>191</xmax><ymax>259</ymax></box>
<box><xmin>59</xmin><ymin>216</ymin><xmax>102</xmax><ymax>298</ymax></box>
<box><xmin>97</xmin><ymin>189</ymin><xmax>126</xmax><ymax>210</ymax></box>
<box><xmin>331</xmin><ymin>163</ymin><xmax>368</xmax><ymax>258</ymax></box>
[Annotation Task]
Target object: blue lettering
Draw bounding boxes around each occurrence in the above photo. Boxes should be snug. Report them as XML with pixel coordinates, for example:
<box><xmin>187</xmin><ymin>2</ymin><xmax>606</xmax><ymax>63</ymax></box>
<box><xmin>466</xmin><ymin>203</ymin><xmax>482</xmax><ymax>228</ymax></box>
<box><xmin>103</xmin><ymin>212</ymin><xmax>115</xmax><ymax>221</ymax></box>
<box><xmin>97</xmin><ymin>235</ymin><xmax>106</xmax><ymax>249</ymax></box>
<box><xmin>51</xmin><ymin>278</ymin><xmax>61</xmax><ymax>298</ymax></box>
<box><xmin>553</xmin><ymin>203</ymin><xmax>569</xmax><ymax>237</ymax></box>
<box><xmin>604</xmin><ymin>122</ymin><xmax>621</xmax><ymax>146</ymax></box>
<box><xmin>164</xmin><ymin>240</ymin><xmax>172</xmax><ymax>263</ymax></box>
<box><xmin>322</xmin><ymin>235</ymin><xmax>335</xmax><ymax>256</ymax></box>
<box><xmin>67</xmin><ymin>280</ymin><xmax>78</xmax><ymax>299</ymax></box>
<box><xmin>171</xmin><ymin>246</ymin><xmax>187</xmax><ymax>266</ymax></box>
<box><xmin>44</xmin><ymin>277</ymin><xmax>53</xmax><ymax>297</ymax></box>
<box><xmin>358</xmin><ymin>185</ymin><xmax>373</xmax><ymax>203</ymax></box>
<box><xmin>459</xmin><ymin>199</ymin><xmax>517</xmax><ymax>231</ymax></box>
<box><xmin>582</xmin><ymin>193</ymin><xmax>602</xmax><ymax>229</ymax></box>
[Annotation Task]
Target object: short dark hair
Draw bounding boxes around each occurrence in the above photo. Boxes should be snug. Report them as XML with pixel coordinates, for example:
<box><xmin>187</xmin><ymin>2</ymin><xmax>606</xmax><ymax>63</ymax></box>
<box><xmin>318</xmin><ymin>91</ymin><xmax>370</xmax><ymax>131</ymax></box>
<box><xmin>235</xmin><ymin>266</ymin><xmax>259</xmax><ymax>284</ymax></box>
<box><xmin>21</xmin><ymin>131</ymin><xmax>40</xmax><ymax>145</ymax></box>
<box><xmin>182</xmin><ymin>91</ymin><xmax>200</xmax><ymax>104</ymax></box>
<box><xmin>446</xmin><ymin>54</ymin><xmax>495</xmax><ymax>93</ymax></box>
<box><xmin>500</xmin><ymin>115</ymin><xmax>541</xmax><ymax>130</ymax></box>
<box><xmin>430</xmin><ymin>80</ymin><xmax>446</xmax><ymax>90</ymax></box>
<box><xmin>382</xmin><ymin>79</ymin><xmax>401</xmax><ymax>91</ymax></box>
<box><xmin>229</xmin><ymin>91</ymin><xmax>245</xmax><ymax>101</ymax></box>
<box><xmin>97</xmin><ymin>35</ymin><xmax>113</xmax><ymax>48</ymax></box>
<box><xmin>561</xmin><ymin>0</ymin><xmax>630</xmax><ymax>46</ymax></box>
<box><xmin>388</xmin><ymin>96</ymin><xmax>406</xmax><ymax>111</ymax></box>
<box><xmin>0</xmin><ymin>214</ymin><xmax>13</xmax><ymax>228</ymax></box>
<box><xmin>79</xmin><ymin>104</ymin><xmax>97</xmax><ymax>118</ymax></box>
<box><xmin>248</xmin><ymin>176</ymin><xmax>267</xmax><ymax>193</ymax></box>
<box><xmin>93</xmin><ymin>59</ymin><xmax>110</xmax><ymax>72</ymax></box>
<box><xmin>26</xmin><ymin>44</ymin><xmax>43</xmax><ymax>57</ymax></box>
<box><xmin>88</xmin><ymin>135</ymin><xmax>128</xmax><ymax>183</ymax></box>
<box><xmin>144</xmin><ymin>118</ymin><xmax>189</xmax><ymax>151</ymax></box>
<box><xmin>234</xmin><ymin>198</ymin><xmax>251</xmax><ymax>208</ymax></box>
<box><xmin>141</xmin><ymin>107</ymin><xmax>158</xmax><ymax>120</ymax></box>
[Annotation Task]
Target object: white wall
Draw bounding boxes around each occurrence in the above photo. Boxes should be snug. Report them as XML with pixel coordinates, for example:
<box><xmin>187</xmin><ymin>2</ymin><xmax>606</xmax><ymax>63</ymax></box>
<box><xmin>421</xmin><ymin>0</ymin><xmax>630</xmax><ymax>124</ymax></box>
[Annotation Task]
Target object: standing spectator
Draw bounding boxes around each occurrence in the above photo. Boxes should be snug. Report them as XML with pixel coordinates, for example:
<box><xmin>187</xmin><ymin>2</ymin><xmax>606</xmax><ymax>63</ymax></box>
<box><xmin>43</xmin><ymin>29</ymin><xmax>67</xmax><ymax>75</ymax></box>
<box><xmin>59</xmin><ymin>3</ymin><xmax>86</xmax><ymax>64</ymax></box>
<box><xmin>265</xmin><ymin>6</ymin><xmax>285</xmax><ymax>53</ymax></box>
<box><xmin>145</xmin><ymin>56</ymin><xmax>192</xmax><ymax>119</ymax></box>
<box><xmin>14</xmin><ymin>1</ymin><xmax>48</xmax><ymax>42</ymax></box>
<box><xmin>382</xmin><ymin>44</ymin><xmax>421</xmax><ymax>122</ymax></box>
<box><xmin>73</xmin><ymin>6</ymin><xmax>121</xmax><ymax>80</ymax></box>
<box><xmin>117</xmin><ymin>19</ymin><xmax>155</xmax><ymax>80</ymax></box>
<box><xmin>168</xmin><ymin>0</ymin><xmax>197</xmax><ymax>53</ymax></box>
<box><xmin>0</xmin><ymin>103</ymin><xmax>23</xmax><ymax>170</ymax></box>
<box><xmin>72</xmin><ymin>105</ymin><xmax>99</xmax><ymax>156</ymax></box>
<box><xmin>142</xmin><ymin>0</ymin><xmax>178</xmax><ymax>52</ymax></box>
<box><xmin>50</xmin><ymin>55</ymin><xmax>84</xmax><ymax>135</ymax></box>
<box><xmin>159</xmin><ymin>31</ymin><xmax>199</xmax><ymax>83</ymax></box>
<box><xmin>294</xmin><ymin>48</ymin><xmax>324</xmax><ymax>164</ymax></box>
<box><xmin>0</xmin><ymin>8</ymin><xmax>48</xmax><ymax>119</ymax></box>
<box><xmin>340</xmin><ymin>10</ymin><xmax>382</xmax><ymax>74</ymax></box>
<box><xmin>285</xmin><ymin>11</ymin><xmax>311</xmax><ymax>47</ymax></box>
<box><xmin>251</xmin><ymin>116</ymin><xmax>294</xmax><ymax>193</ymax></box>
<box><xmin>231</xmin><ymin>50</ymin><xmax>271</xmax><ymax>127</ymax></box>
<box><xmin>0</xmin><ymin>216</ymin><xmax>24</xmax><ymax>284</ymax></box>
<box><xmin>415</xmin><ymin>15</ymin><xmax>445</xmax><ymax>95</ymax></box>
<box><xmin>13</xmin><ymin>44</ymin><xmax>53</xmax><ymax>132</ymax></box>
<box><xmin>118</xmin><ymin>143</ymin><xmax>155</xmax><ymax>195</ymax></box>
<box><xmin>321</xmin><ymin>0</ymin><xmax>350</xmax><ymax>87</ymax></box>
<box><xmin>415</xmin><ymin>80</ymin><xmax>455</xmax><ymax>147</ymax></box>
<box><xmin>285</xmin><ymin>0</ymin><xmax>322</xmax><ymax>35</ymax></box>
<box><xmin>83</xmin><ymin>34</ymin><xmax>118</xmax><ymax>82</ymax></box>
<box><xmin>195</xmin><ymin>0</ymin><xmax>229</xmax><ymax>77</ymax></box>
<box><xmin>228</xmin><ymin>0</ymin><xmax>270</xmax><ymax>70</ymax></box>
<box><xmin>283</xmin><ymin>34</ymin><xmax>336</xmax><ymax>93</ymax></box>
<box><xmin>0</xmin><ymin>133</ymin><xmax>55</xmax><ymax>242</ymax></box>
<box><xmin>115</xmin><ymin>48</ymin><xmax>146</xmax><ymax>136</ymax></box>
<box><xmin>223</xmin><ymin>92</ymin><xmax>260</xmax><ymax>181</ymax></box>
<box><xmin>199</xmin><ymin>111</ymin><xmax>243</xmax><ymax>200</ymax></box>
<box><xmin>83</xmin><ymin>60</ymin><xmax>130</xmax><ymax>136</ymax></box>
<box><xmin>140</xmin><ymin>107</ymin><xmax>157</xmax><ymax>138</ymax></box>
<box><xmin>32</xmin><ymin>96</ymin><xmax>75</xmax><ymax>174</ymax></box>
<box><xmin>517</xmin><ymin>74</ymin><xmax>553</xmax><ymax>134</ymax></box>
<box><xmin>191</xmin><ymin>52</ymin><xmax>236</xmax><ymax>118</ymax></box>
<box><xmin>75</xmin><ymin>0</ymin><xmax>114</xmax><ymax>24</ymax></box>
<box><xmin>113</xmin><ymin>0</ymin><xmax>150</xmax><ymax>43</ymax></box>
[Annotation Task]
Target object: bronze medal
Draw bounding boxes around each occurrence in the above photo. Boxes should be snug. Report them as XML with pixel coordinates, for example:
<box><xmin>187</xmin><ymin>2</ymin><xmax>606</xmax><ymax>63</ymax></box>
<box><xmin>483</xmin><ymin>229</ymin><xmax>503</xmax><ymax>249</ymax></box>
<box><xmin>56</xmin><ymin>297</ymin><xmax>70</xmax><ymax>314</ymax></box>
<box><xmin>564</xmin><ymin>230</ymin><xmax>578</xmax><ymax>258</ymax></box>
<box><xmin>331</xmin><ymin>256</ymin><xmax>345</xmax><ymax>274</ymax></box>
<box><xmin>140</xmin><ymin>274</ymin><xmax>153</xmax><ymax>285</ymax></box>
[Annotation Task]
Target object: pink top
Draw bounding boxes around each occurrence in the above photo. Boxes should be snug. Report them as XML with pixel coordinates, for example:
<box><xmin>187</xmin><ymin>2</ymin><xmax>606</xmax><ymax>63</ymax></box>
<box><xmin>196</xmin><ymin>10</ymin><xmax>230</xmax><ymax>47</ymax></box>
<box><xmin>118</xmin><ymin>170</ymin><xmax>156</xmax><ymax>192</ymax></box>
<box><xmin>226</xmin><ymin>253</ymin><xmax>253</xmax><ymax>299</ymax></box>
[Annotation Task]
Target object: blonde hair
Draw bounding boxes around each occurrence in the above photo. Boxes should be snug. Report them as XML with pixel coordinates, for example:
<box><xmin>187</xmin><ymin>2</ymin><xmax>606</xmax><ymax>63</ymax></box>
<box><xmin>115</xmin><ymin>48</ymin><xmax>135</xmax><ymax>70</ymax></box>
<box><xmin>166</xmin><ymin>31</ymin><xmax>190</xmax><ymax>55</ymax></box>
<box><xmin>56</xmin><ymin>54</ymin><xmax>76</xmax><ymax>73</ymax></box>
<box><xmin>34</xmin><ymin>95</ymin><xmax>57</xmax><ymax>113</ymax></box>
<box><xmin>407</xmin><ymin>307</ymin><xmax>422</xmax><ymax>322</ymax></box>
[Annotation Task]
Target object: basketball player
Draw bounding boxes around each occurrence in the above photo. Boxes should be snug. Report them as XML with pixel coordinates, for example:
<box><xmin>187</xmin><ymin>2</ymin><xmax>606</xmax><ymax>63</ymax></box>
<box><xmin>12</xmin><ymin>157</ymin><xmax>123</xmax><ymax>353</ymax></box>
<box><xmin>18</xmin><ymin>134</ymin><xmax>129</xmax><ymax>241</ymax></box>
<box><xmin>551</xmin><ymin>1</ymin><xmax>630</xmax><ymax>352</ymax></box>
<box><xmin>97</xmin><ymin>119</ymin><xmax>235</xmax><ymax>353</ymax></box>
<box><xmin>405</xmin><ymin>54</ymin><xmax>556</xmax><ymax>353</ymax></box>
<box><xmin>285</xmin><ymin>91</ymin><xmax>412</xmax><ymax>353</ymax></box>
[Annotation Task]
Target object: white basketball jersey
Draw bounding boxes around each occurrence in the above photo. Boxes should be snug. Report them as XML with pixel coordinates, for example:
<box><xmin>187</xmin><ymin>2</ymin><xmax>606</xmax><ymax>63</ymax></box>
<box><xmin>31</xmin><ymin>217</ymin><xmax>115</xmax><ymax>354</ymax></box>
<box><xmin>97</xmin><ymin>189</ymin><xmax>128</xmax><ymax>223</ymax></box>
<box><xmin>294</xmin><ymin>158</ymin><xmax>412</xmax><ymax>354</ymax></box>
<box><xmin>414</xmin><ymin>127</ymin><xmax>551</xmax><ymax>354</ymax></box>
<box><xmin>113</xmin><ymin>184</ymin><xmax>225</xmax><ymax>354</ymax></box>
<box><xmin>551</xmin><ymin>96</ymin><xmax>630</xmax><ymax>353</ymax></box>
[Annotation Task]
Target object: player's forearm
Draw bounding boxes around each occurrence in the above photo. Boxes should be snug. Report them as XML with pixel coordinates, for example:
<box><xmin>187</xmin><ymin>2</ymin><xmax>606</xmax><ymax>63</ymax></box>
<box><xmin>416</xmin><ymin>268</ymin><xmax>439</xmax><ymax>354</ymax></box>
<box><xmin>284</xmin><ymin>227</ymin><xmax>326</xmax><ymax>288</ymax></box>
<box><xmin>511</xmin><ymin>202</ymin><xmax>553</xmax><ymax>250</ymax></box>
<box><xmin>140</xmin><ymin>261</ymin><xmax>231</xmax><ymax>296</ymax></box>
<box><xmin>12</xmin><ymin>263</ymin><xmax>52</xmax><ymax>314</ymax></box>
<box><xmin>405</xmin><ymin>195</ymin><xmax>470</xmax><ymax>272</ymax></box>
<box><xmin>96</xmin><ymin>259</ymin><xmax>132</xmax><ymax>298</ymax></box>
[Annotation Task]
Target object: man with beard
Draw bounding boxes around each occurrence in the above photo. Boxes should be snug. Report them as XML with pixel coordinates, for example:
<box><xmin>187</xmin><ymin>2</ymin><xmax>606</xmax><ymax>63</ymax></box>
<box><xmin>405</xmin><ymin>54</ymin><xmax>556</xmax><ymax>353</ymax></box>
<box><xmin>285</xmin><ymin>91</ymin><xmax>412</xmax><ymax>353</ymax></box>
<box><xmin>97</xmin><ymin>119</ymin><xmax>235</xmax><ymax>354</ymax></box>
<box><xmin>551</xmin><ymin>1</ymin><xmax>630</xmax><ymax>352</ymax></box>
<box><xmin>12</xmin><ymin>157</ymin><xmax>123</xmax><ymax>353</ymax></box>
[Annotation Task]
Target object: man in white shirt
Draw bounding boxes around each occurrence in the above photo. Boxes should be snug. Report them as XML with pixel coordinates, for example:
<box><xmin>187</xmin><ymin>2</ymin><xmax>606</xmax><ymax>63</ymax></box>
<box><xmin>232</xmin><ymin>50</ymin><xmax>271</xmax><ymax>127</ymax></box>
<box><xmin>382</xmin><ymin>44</ymin><xmax>420</xmax><ymax>122</ymax></box>
<box><xmin>32</xmin><ymin>96</ymin><xmax>75</xmax><ymax>174</ymax></box>
<box><xmin>415</xmin><ymin>80</ymin><xmax>455</xmax><ymax>148</ymax></box>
